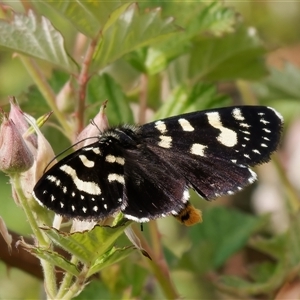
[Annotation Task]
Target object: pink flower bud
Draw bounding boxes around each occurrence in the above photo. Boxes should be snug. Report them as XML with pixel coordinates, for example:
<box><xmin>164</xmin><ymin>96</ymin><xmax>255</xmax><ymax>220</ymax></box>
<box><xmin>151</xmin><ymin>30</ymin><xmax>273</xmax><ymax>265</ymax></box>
<box><xmin>20</xmin><ymin>112</ymin><xmax>56</xmax><ymax>198</ymax></box>
<box><xmin>0</xmin><ymin>113</ymin><xmax>34</xmax><ymax>173</ymax></box>
<box><xmin>8</xmin><ymin>96</ymin><xmax>37</xmax><ymax>148</ymax></box>
<box><xmin>75</xmin><ymin>101</ymin><xmax>109</xmax><ymax>149</ymax></box>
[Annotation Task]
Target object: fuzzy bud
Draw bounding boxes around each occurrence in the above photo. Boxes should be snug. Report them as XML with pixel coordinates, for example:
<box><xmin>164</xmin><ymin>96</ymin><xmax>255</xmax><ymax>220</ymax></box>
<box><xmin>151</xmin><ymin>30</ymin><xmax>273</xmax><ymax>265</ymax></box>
<box><xmin>8</xmin><ymin>96</ymin><xmax>37</xmax><ymax>147</ymax></box>
<box><xmin>0</xmin><ymin>113</ymin><xmax>34</xmax><ymax>173</ymax></box>
<box><xmin>75</xmin><ymin>101</ymin><xmax>109</xmax><ymax>149</ymax></box>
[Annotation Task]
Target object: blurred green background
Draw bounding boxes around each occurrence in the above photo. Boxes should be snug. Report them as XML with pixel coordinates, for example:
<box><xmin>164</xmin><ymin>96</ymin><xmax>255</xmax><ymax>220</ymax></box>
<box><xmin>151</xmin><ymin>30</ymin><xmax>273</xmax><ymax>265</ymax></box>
<box><xmin>0</xmin><ymin>1</ymin><xmax>300</xmax><ymax>299</ymax></box>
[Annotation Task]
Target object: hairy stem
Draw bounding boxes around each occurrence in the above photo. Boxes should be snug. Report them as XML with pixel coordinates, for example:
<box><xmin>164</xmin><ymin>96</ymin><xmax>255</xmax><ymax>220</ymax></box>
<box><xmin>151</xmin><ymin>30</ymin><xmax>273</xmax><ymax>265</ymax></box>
<box><xmin>12</xmin><ymin>174</ymin><xmax>57</xmax><ymax>299</ymax></box>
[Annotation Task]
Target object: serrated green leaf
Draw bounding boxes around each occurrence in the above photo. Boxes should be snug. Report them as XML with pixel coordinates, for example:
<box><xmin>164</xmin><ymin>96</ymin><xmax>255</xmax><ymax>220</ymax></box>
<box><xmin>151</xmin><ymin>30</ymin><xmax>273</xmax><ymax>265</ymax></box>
<box><xmin>137</xmin><ymin>1</ymin><xmax>237</xmax><ymax>73</ymax></box>
<box><xmin>189</xmin><ymin>27</ymin><xmax>267</xmax><ymax>81</ymax></box>
<box><xmin>31</xmin><ymin>248</ymin><xmax>80</xmax><ymax>276</ymax></box>
<box><xmin>45</xmin><ymin>1</ymin><xmax>129</xmax><ymax>38</ymax></box>
<box><xmin>0</xmin><ymin>10</ymin><xmax>77</xmax><ymax>73</ymax></box>
<box><xmin>42</xmin><ymin>222</ymin><xmax>130</xmax><ymax>265</ymax></box>
<box><xmin>140</xmin><ymin>1</ymin><xmax>236</xmax><ymax>37</ymax></box>
<box><xmin>154</xmin><ymin>82</ymin><xmax>230</xmax><ymax>120</ymax></box>
<box><xmin>87</xmin><ymin>74</ymin><xmax>134</xmax><ymax>125</ymax></box>
<box><xmin>87</xmin><ymin>246</ymin><xmax>135</xmax><ymax>277</ymax></box>
<box><xmin>92</xmin><ymin>3</ymin><xmax>179</xmax><ymax>71</ymax></box>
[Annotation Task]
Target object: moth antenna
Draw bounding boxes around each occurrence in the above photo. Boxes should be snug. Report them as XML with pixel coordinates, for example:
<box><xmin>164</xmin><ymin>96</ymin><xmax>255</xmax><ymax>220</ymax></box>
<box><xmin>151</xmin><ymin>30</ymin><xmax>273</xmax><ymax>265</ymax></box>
<box><xmin>43</xmin><ymin>136</ymin><xmax>99</xmax><ymax>173</ymax></box>
<box><xmin>90</xmin><ymin>119</ymin><xmax>103</xmax><ymax>133</ymax></box>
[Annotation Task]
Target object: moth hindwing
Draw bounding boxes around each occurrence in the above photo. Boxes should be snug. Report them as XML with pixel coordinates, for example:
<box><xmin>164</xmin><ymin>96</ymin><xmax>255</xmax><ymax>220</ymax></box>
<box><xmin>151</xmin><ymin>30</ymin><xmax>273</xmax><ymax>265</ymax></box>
<box><xmin>33</xmin><ymin>106</ymin><xmax>283</xmax><ymax>224</ymax></box>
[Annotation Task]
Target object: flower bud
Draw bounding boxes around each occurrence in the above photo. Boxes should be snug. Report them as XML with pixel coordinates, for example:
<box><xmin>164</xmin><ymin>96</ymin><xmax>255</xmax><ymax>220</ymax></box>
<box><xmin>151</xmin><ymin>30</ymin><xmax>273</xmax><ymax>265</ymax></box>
<box><xmin>8</xmin><ymin>96</ymin><xmax>37</xmax><ymax>147</ymax></box>
<box><xmin>56</xmin><ymin>80</ymin><xmax>75</xmax><ymax>113</ymax></box>
<box><xmin>20</xmin><ymin>112</ymin><xmax>56</xmax><ymax>199</ymax></box>
<box><xmin>75</xmin><ymin>101</ymin><xmax>109</xmax><ymax>149</ymax></box>
<box><xmin>0</xmin><ymin>112</ymin><xmax>34</xmax><ymax>173</ymax></box>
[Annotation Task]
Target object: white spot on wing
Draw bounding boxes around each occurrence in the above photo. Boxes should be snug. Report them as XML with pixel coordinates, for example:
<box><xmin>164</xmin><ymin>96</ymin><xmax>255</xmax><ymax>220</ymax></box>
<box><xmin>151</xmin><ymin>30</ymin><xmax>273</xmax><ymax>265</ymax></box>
<box><xmin>248</xmin><ymin>169</ymin><xmax>257</xmax><ymax>183</ymax></box>
<box><xmin>232</xmin><ymin>108</ymin><xmax>245</xmax><ymax>121</ymax></box>
<box><xmin>240</xmin><ymin>123</ymin><xmax>251</xmax><ymax>128</ymax></box>
<box><xmin>178</xmin><ymin>118</ymin><xmax>194</xmax><ymax>131</ymax></box>
<box><xmin>158</xmin><ymin>135</ymin><xmax>172</xmax><ymax>148</ymax></box>
<box><xmin>206</xmin><ymin>112</ymin><xmax>238</xmax><ymax>147</ymax></box>
<box><xmin>124</xmin><ymin>214</ymin><xmax>150</xmax><ymax>223</ymax></box>
<box><xmin>93</xmin><ymin>206</ymin><xmax>98</xmax><ymax>212</ymax></box>
<box><xmin>108</xmin><ymin>173</ymin><xmax>125</xmax><ymax>185</ymax></box>
<box><xmin>71</xmin><ymin>205</ymin><xmax>75</xmax><ymax>211</ymax></box>
<box><xmin>105</xmin><ymin>155</ymin><xmax>125</xmax><ymax>165</ymax></box>
<box><xmin>191</xmin><ymin>143</ymin><xmax>207</xmax><ymax>156</ymax></box>
<box><xmin>47</xmin><ymin>175</ymin><xmax>61</xmax><ymax>186</ymax></box>
<box><xmin>60</xmin><ymin>165</ymin><xmax>101</xmax><ymax>195</ymax></box>
<box><xmin>155</xmin><ymin>120</ymin><xmax>167</xmax><ymax>134</ymax></box>
<box><xmin>182</xmin><ymin>189</ymin><xmax>190</xmax><ymax>202</ymax></box>
<box><xmin>260</xmin><ymin>118</ymin><xmax>269</xmax><ymax>125</ymax></box>
<box><xmin>79</xmin><ymin>155</ymin><xmax>95</xmax><ymax>168</ymax></box>
<box><xmin>92</xmin><ymin>147</ymin><xmax>101</xmax><ymax>154</ymax></box>
<box><xmin>82</xmin><ymin>207</ymin><xmax>87</xmax><ymax>213</ymax></box>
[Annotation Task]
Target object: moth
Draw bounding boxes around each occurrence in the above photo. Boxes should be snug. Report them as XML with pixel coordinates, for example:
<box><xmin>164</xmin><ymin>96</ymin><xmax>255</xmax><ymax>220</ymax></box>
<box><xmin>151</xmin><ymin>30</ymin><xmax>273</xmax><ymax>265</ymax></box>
<box><xmin>33</xmin><ymin>106</ymin><xmax>283</xmax><ymax>226</ymax></box>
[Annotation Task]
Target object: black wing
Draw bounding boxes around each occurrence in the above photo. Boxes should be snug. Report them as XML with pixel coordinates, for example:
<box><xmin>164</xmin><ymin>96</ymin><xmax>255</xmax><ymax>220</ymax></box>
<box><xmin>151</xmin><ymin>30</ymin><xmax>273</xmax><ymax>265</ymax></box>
<box><xmin>138</xmin><ymin>106</ymin><xmax>283</xmax><ymax>200</ymax></box>
<box><xmin>121</xmin><ymin>144</ymin><xmax>188</xmax><ymax>222</ymax></box>
<box><xmin>33</xmin><ymin>140</ymin><xmax>125</xmax><ymax>220</ymax></box>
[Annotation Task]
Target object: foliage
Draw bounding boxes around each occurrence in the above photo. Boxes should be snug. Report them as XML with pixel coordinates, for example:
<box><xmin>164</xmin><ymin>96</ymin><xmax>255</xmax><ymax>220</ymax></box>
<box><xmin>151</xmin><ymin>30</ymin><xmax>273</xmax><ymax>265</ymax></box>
<box><xmin>0</xmin><ymin>1</ymin><xmax>298</xmax><ymax>299</ymax></box>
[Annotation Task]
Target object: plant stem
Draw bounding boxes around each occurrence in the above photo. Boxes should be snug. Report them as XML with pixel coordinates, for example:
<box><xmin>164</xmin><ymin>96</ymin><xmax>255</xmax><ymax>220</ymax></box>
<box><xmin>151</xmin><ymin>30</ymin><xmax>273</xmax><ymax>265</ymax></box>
<box><xmin>12</xmin><ymin>174</ymin><xmax>57</xmax><ymax>299</ymax></box>
<box><xmin>56</xmin><ymin>256</ymin><xmax>79</xmax><ymax>299</ymax></box>
<box><xmin>133</xmin><ymin>224</ymin><xmax>179</xmax><ymax>299</ymax></box>
<box><xmin>138</xmin><ymin>73</ymin><xmax>148</xmax><ymax>124</ymax></box>
<box><xmin>61</xmin><ymin>265</ymin><xmax>89</xmax><ymax>300</ymax></box>
<box><xmin>77</xmin><ymin>37</ymin><xmax>98</xmax><ymax>132</ymax></box>
<box><xmin>273</xmin><ymin>155</ymin><xmax>300</xmax><ymax>213</ymax></box>
<box><xmin>18</xmin><ymin>55</ymin><xmax>72</xmax><ymax>138</ymax></box>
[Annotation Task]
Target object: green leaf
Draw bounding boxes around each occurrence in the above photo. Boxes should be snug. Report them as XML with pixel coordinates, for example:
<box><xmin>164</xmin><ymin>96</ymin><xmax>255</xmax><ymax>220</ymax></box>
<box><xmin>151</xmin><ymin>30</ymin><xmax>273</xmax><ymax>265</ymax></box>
<box><xmin>87</xmin><ymin>246</ymin><xmax>135</xmax><ymax>277</ymax></box>
<box><xmin>217</xmin><ymin>260</ymin><xmax>287</xmax><ymax>296</ymax></box>
<box><xmin>140</xmin><ymin>1</ymin><xmax>236</xmax><ymax>37</ymax></box>
<box><xmin>189</xmin><ymin>27</ymin><xmax>267</xmax><ymax>81</ymax></box>
<box><xmin>254</xmin><ymin>63</ymin><xmax>300</xmax><ymax>101</ymax></box>
<box><xmin>154</xmin><ymin>82</ymin><xmax>230</xmax><ymax>120</ymax></box>
<box><xmin>0</xmin><ymin>10</ymin><xmax>77</xmax><ymax>73</ymax></box>
<box><xmin>30</xmin><ymin>248</ymin><xmax>80</xmax><ymax>276</ymax></box>
<box><xmin>42</xmin><ymin>222</ymin><xmax>130</xmax><ymax>265</ymax></box>
<box><xmin>87</xmin><ymin>74</ymin><xmax>134</xmax><ymax>125</ymax></box>
<box><xmin>45</xmin><ymin>1</ymin><xmax>129</xmax><ymax>38</ymax></box>
<box><xmin>248</xmin><ymin>234</ymin><xmax>287</xmax><ymax>260</ymax></box>
<box><xmin>92</xmin><ymin>3</ymin><xmax>179</xmax><ymax>71</ymax></box>
<box><xmin>253</xmin><ymin>64</ymin><xmax>300</xmax><ymax>120</ymax></box>
<box><xmin>248</xmin><ymin>262</ymin><xmax>277</xmax><ymax>283</ymax></box>
<box><xmin>178</xmin><ymin>207</ymin><xmax>266</xmax><ymax>272</ymax></box>
<box><xmin>216</xmin><ymin>212</ymin><xmax>300</xmax><ymax>297</ymax></box>
<box><xmin>137</xmin><ymin>1</ymin><xmax>237</xmax><ymax>74</ymax></box>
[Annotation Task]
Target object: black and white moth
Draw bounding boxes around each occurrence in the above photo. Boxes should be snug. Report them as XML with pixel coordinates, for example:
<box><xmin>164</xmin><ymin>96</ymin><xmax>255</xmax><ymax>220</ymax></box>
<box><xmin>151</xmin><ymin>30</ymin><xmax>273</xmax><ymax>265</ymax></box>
<box><xmin>33</xmin><ymin>106</ymin><xmax>283</xmax><ymax>225</ymax></box>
